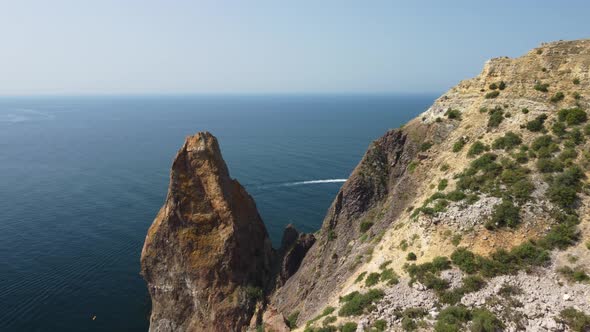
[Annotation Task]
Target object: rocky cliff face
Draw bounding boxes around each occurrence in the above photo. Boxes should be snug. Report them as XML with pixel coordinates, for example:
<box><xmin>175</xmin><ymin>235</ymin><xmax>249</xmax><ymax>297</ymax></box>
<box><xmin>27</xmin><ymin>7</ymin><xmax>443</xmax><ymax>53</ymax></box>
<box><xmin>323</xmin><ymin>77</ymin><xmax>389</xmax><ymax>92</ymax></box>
<box><xmin>143</xmin><ymin>39</ymin><xmax>590</xmax><ymax>332</ymax></box>
<box><xmin>140</xmin><ymin>132</ymin><xmax>274</xmax><ymax>332</ymax></box>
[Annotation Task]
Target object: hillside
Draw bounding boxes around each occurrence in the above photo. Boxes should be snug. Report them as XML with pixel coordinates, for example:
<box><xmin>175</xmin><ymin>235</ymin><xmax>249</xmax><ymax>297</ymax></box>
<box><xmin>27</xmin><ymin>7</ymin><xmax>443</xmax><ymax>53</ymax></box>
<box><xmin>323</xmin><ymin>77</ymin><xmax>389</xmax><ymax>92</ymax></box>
<box><xmin>141</xmin><ymin>39</ymin><xmax>590</xmax><ymax>332</ymax></box>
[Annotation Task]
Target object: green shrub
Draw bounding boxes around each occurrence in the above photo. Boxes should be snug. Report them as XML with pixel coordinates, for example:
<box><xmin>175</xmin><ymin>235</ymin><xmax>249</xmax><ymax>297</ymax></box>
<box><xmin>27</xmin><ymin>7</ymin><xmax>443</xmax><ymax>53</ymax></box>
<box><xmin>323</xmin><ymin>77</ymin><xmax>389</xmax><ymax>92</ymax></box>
<box><xmin>567</xmin><ymin>128</ymin><xmax>585</xmax><ymax>145</ymax></box>
<box><xmin>487</xmin><ymin>107</ymin><xmax>504</xmax><ymax>128</ymax></box>
<box><xmin>521</xmin><ymin>108</ymin><xmax>529</xmax><ymax>114</ymax></box>
<box><xmin>433</xmin><ymin>199</ymin><xmax>449</xmax><ymax>213</ymax></box>
<box><xmin>560</xmin><ymin>307</ymin><xmax>590</xmax><ymax>332</ymax></box>
<box><xmin>489</xmin><ymin>83</ymin><xmax>497</xmax><ymax>90</ymax></box>
<box><xmin>434</xmin><ymin>306</ymin><xmax>471</xmax><ymax>332</ymax></box>
<box><xmin>380</xmin><ymin>268</ymin><xmax>400</xmax><ymax>285</ymax></box>
<box><xmin>453</xmin><ymin>137</ymin><xmax>467</xmax><ymax>152</ymax></box>
<box><xmin>574</xmin><ymin>92</ymin><xmax>581</xmax><ymax>100</ymax></box>
<box><xmin>407</xmin><ymin>252</ymin><xmax>417</xmax><ymax>261</ymax></box>
<box><xmin>365</xmin><ymin>272</ymin><xmax>381</xmax><ymax>287</ymax></box>
<box><xmin>379</xmin><ymin>260</ymin><xmax>392</xmax><ymax>269</ymax></box>
<box><xmin>420</xmin><ymin>141</ymin><xmax>433</xmax><ymax>152</ymax></box>
<box><xmin>546</xmin><ymin>166</ymin><xmax>585</xmax><ymax>209</ymax></box>
<box><xmin>372</xmin><ymin>319</ymin><xmax>387</xmax><ymax>331</ymax></box>
<box><xmin>499</xmin><ymin>81</ymin><xmax>506</xmax><ymax>90</ymax></box>
<box><xmin>573</xmin><ymin>78</ymin><xmax>580</xmax><ymax>85</ymax></box>
<box><xmin>408</xmin><ymin>161</ymin><xmax>419</xmax><ymax>172</ymax></box>
<box><xmin>360</xmin><ymin>221</ymin><xmax>374</xmax><ymax>233</ymax></box>
<box><xmin>536</xmin><ymin>158</ymin><xmax>564</xmax><ymax>173</ymax></box>
<box><xmin>244</xmin><ymin>286</ymin><xmax>264</xmax><ymax>301</ymax></box>
<box><xmin>539</xmin><ymin>220</ymin><xmax>580</xmax><ymax>250</ymax></box>
<box><xmin>406</xmin><ymin>257</ymin><xmax>451</xmax><ymax>288</ymax></box>
<box><xmin>438</xmin><ymin>179</ymin><xmax>449</xmax><ymax>191</ymax></box>
<box><xmin>512</xmin><ymin>151</ymin><xmax>529</xmax><ymax>164</ymax></box>
<box><xmin>394</xmin><ymin>308</ymin><xmax>428</xmax><ymax>332</ymax></box>
<box><xmin>552</xmin><ymin>121</ymin><xmax>567</xmax><ymax>137</ymax></box>
<box><xmin>462</xmin><ymin>275</ymin><xmax>487</xmax><ymax>292</ymax></box>
<box><xmin>534</xmin><ymin>82</ymin><xmax>549</xmax><ymax>92</ymax></box>
<box><xmin>338</xmin><ymin>289</ymin><xmax>384</xmax><ymax>317</ymax></box>
<box><xmin>446</xmin><ymin>109</ymin><xmax>462</xmax><ymax>120</ymax></box>
<box><xmin>525</xmin><ymin>114</ymin><xmax>547</xmax><ymax>132</ymax></box>
<box><xmin>485</xmin><ymin>91</ymin><xmax>500</xmax><ymax>99</ymax></box>
<box><xmin>492</xmin><ymin>131</ymin><xmax>522</xmax><ymax>150</ymax></box>
<box><xmin>559</xmin><ymin>148</ymin><xmax>578</xmax><ymax>163</ymax></box>
<box><xmin>446</xmin><ymin>190</ymin><xmax>467</xmax><ymax>201</ymax></box>
<box><xmin>531</xmin><ymin>135</ymin><xmax>554</xmax><ymax>151</ymax></box>
<box><xmin>470</xmin><ymin>308</ymin><xmax>505</xmax><ymax>332</ymax></box>
<box><xmin>355</xmin><ymin>271</ymin><xmax>367</xmax><ymax>283</ymax></box>
<box><xmin>451</xmin><ymin>242</ymin><xmax>550</xmax><ymax>278</ymax></box>
<box><xmin>451</xmin><ymin>234</ymin><xmax>462</xmax><ymax>246</ymax></box>
<box><xmin>486</xmin><ymin>199</ymin><xmax>520</xmax><ymax>229</ymax></box>
<box><xmin>551</xmin><ymin>92</ymin><xmax>565</xmax><ymax>103</ymax></box>
<box><xmin>327</xmin><ymin>230</ymin><xmax>336</xmax><ymax>241</ymax></box>
<box><xmin>340</xmin><ymin>322</ymin><xmax>357</xmax><ymax>332</ymax></box>
<box><xmin>323</xmin><ymin>316</ymin><xmax>337</xmax><ymax>325</ymax></box>
<box><xmin>557</xmin><ymin>266</ymin><xmax>590</xmax><ymax>283</ymax></box>
<box><xmin>451</xmin><ymin>248</ymin><xmax>481</xmax><ymax>274</ymax></box>
<box><xmin>558</xmin><ymin>108</ymin><xmax>588</xmax><ymax>125</ymax></box>
<box><xmin>467</xmin><ymin>141</ymin><xmax>488</xmax><ymax>157</ymax></box>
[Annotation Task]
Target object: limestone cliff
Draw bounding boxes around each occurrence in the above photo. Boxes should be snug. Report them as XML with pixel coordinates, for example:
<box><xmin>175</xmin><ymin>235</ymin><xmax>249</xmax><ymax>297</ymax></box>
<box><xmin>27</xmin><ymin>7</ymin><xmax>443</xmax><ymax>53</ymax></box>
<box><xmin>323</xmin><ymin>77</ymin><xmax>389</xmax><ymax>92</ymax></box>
<box><xmin>143</xmin><ymin>39</ymin><xmax>590</xmax><ymax>332</ymax></box>
<box><xmin>140</xmin><ymin>132</ymin><xmax>273</xmax><ymax>332</ymax></box>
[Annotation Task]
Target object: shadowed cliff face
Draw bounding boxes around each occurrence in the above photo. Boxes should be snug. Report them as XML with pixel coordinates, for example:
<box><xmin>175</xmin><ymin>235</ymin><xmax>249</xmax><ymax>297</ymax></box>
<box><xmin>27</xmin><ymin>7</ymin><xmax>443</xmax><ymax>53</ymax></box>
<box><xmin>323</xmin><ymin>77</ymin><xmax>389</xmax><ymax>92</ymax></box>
<box><xmin>140</xmin><ymin>132</ymin><xmax>273</xmax><ymax>332</ymax></box>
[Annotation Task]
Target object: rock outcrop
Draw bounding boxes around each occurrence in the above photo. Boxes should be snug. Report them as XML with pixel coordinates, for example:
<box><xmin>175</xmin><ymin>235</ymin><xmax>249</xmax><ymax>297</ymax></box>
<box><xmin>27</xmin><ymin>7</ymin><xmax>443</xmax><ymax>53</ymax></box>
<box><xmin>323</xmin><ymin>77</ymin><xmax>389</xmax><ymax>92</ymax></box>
<box><xmin>140</xmin><ymin>132</ymin><xmax>273</xmax><ymax>332</ymax></box>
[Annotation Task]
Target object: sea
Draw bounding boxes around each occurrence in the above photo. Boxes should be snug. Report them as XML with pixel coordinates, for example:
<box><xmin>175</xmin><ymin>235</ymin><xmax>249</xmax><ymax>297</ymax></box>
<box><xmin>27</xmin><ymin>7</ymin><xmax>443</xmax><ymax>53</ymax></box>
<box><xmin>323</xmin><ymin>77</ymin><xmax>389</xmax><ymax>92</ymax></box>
<box><xmin>0</xmin><ymin>94</ymin><xmax>436</xmax><ymax>331</ymax></box>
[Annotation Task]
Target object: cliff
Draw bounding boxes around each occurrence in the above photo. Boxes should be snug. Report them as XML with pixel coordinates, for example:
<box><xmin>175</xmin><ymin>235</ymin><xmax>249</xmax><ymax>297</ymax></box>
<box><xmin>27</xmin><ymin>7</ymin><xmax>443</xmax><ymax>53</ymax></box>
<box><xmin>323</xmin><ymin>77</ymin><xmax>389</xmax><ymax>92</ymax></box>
<box><xmin>142</xmin><ymin>39</ymin><xmax>590</xmax><ymax>332</ymax></box>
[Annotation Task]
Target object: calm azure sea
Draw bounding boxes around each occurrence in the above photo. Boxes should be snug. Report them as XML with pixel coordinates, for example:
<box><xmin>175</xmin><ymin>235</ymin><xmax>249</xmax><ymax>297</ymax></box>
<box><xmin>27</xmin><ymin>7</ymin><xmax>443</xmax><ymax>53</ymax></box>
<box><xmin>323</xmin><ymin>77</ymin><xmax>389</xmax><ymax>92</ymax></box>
<box><xmin>0</xmin><ymin>94</ymin><xmax>436</xmax><ymax>331</ymax></box>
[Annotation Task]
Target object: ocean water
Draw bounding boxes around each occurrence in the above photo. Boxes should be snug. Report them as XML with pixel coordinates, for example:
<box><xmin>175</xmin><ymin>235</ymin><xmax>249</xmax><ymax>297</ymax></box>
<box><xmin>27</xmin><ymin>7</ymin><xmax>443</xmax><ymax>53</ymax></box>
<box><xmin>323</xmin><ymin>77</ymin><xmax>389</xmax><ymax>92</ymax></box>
<box><xmin>0</xmin><ymin>94</ymin><xmax>435</xmax><ymax>331</ymax></box>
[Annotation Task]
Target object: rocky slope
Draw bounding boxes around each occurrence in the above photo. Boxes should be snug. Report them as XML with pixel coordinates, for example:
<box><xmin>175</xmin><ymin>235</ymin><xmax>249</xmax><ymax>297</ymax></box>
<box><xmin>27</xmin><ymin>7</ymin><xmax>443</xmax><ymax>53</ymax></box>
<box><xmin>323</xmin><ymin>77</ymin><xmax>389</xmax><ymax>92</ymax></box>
<box><xmin>142</xmin><ymin>39</ymin><xmax>590</xmax><ymax>332</ymax></box>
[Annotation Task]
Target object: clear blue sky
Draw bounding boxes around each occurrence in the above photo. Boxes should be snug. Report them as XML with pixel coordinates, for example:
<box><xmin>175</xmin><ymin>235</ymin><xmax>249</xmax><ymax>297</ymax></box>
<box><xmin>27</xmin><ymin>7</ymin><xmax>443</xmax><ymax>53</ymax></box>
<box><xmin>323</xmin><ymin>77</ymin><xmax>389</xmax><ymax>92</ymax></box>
<box><xmin>1</xmin><ymin>0</ymin><xmax>589</xmax><ymax>95</ymax></box>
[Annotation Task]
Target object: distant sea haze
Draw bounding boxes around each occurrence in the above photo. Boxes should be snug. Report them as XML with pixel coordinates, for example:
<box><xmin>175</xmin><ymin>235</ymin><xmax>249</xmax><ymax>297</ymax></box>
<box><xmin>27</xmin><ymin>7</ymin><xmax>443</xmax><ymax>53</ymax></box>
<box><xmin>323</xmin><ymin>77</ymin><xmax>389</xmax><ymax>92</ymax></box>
<box><xmin>0</xmin><ymin>94</ymin><xmax>435</xmax><ymax>331</ymax></box>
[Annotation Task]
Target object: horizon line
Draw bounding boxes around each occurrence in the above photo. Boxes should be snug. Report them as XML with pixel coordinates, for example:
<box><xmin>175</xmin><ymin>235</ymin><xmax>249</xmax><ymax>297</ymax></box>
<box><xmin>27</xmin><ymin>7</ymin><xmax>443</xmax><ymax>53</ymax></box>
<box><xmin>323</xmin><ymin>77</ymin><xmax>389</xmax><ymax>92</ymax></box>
<box><xmin>0</xmin><ymin>91</ymin><xmax>443</xmax><ymax>98</ymax></box>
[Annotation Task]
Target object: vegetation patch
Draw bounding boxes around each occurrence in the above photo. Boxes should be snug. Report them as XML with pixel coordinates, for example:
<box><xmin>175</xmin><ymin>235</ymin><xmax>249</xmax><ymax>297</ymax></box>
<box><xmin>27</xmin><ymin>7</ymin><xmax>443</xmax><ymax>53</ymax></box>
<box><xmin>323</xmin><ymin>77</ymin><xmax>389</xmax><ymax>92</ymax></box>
<box><xmin>355</xmin><ymin>271</ymin><xmax>367</xmax><ymax>283</ymax></box>
<box><xmin>380</xmin><ymin>268</ymin><xmax>400</xmax><ymax>285</ymax></box>
<box><xmin>558</xmin><ymin>266</ymin><xmax>590</xmax><ymax>283</ymax></box>
<box><xmin>393</xmin><ymin>307</ymin><xmax>428</xmax><ymax>331</ymax></box>
<box><xmin>306</xmin><ymin>306</ymin><xmax>336</xmax><ymax>327</ymax></box>
<box><xmin>492</xmin><ymin>131</ymin><xmax>522</xmax><ymax>151</ymax></box>
<box><xmin>485</xmin><ymin>91</ymin><xmax>500</xmax><ymax>99</ymax></box>
<box><xmin>550</xmin><ymin>91</ymin><xmax>565</xmax><ymax>103</ymax></box>
<box><xmin>445</xmin><ymin>108</ymin><xmax>462</xmax><ymax>120</ymax></box>
<box><xmin>450</xmin><ymin>242</ymin><xmax>550</xmax><ymax>278</ymax></box>
<box><xmin>558</xmin><ymin>108</ymin><xmax>587</xmax><ymax>126</ymax></box>
<box><xmin>485</xmin><ymin>199</ymin><xmax>520</xmax><ymax>229</ymax></box>
<box><xmin>287</xmin><ymin>311</ymin><xmax>300</xmax><ymax>328</ymax></box>
<box><xmin>338</xmin><ymin>289</ymin><xmax>385</xmax><ymax>317</ymax></box>
<box><xmin>360</xmin><ymin>221</ymin><xmax>374</xmax><ymax>233</ymax></box>
<box><xmin>365</xmin><ymin>272</ymin><xmax>381</xmax><ymax>287</ymax></box>
<box><xmin>438</xmin><ymin>179</ymin><xmax>448</xmax><ymax>191</ymax></box>
<box><xmin>420</xmin><ymin>141</ymin><xmax>434</xmax><ymax>152</ymax></box>
<box><xmin>525</xmin><ymin>114</ymin><xmax>547</xmax><ymax>132</ymax></box>
<box><xmin>340</xmin><ymin>322</ymin><xmax>357</xmax><ymax>332</ymax></box>
<box><xmin>534</xmin><ymin>82</ymin><xmax>549</xmax><ymax>92</ymax></box>
<box><xmin>559</xmin><ymin>307</ymin><xmax>590</xmax><ymax>332</ymax></box>
<box><xmin>467</xmin><ymin>141</ymin><xmax>488</xmax><ymax>157</ymax></box>
<box><xmin>487</xmin><ymin>107</ymin><xmax>505</xmax><ymax>128</ymax></box>
<box><xmin>405</xmin><ymin>256</ymin><xmax>451</xmax><ymax>291</ymax></box>
<box><xmin>453</xmin><ymin>137</ymin><xmax>467</xmax><ymax>152</ymax></box>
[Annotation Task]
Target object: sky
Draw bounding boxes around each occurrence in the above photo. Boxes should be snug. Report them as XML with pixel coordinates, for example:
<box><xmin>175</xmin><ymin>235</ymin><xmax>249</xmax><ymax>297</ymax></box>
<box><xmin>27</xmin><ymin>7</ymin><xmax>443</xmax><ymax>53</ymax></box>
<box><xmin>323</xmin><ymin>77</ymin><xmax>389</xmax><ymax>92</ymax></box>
<box><xmin>1</xmin><ymin>0</ymin><xmax>589</xmax><ymax>95</ymax></box>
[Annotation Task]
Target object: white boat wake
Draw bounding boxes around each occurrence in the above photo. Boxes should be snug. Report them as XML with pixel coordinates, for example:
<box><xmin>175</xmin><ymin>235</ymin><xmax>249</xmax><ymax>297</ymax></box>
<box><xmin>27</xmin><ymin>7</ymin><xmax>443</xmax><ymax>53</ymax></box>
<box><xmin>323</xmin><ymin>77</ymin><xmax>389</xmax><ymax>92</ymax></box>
<box><xmin>284</xmin><ymin>179</ymin><xmax>347</xmax><ymax>186</ymax></box>
<box><xmin>251</xmin><ymin>179</ymin><xmax>347</xmax><ymax>189</ymax></box>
